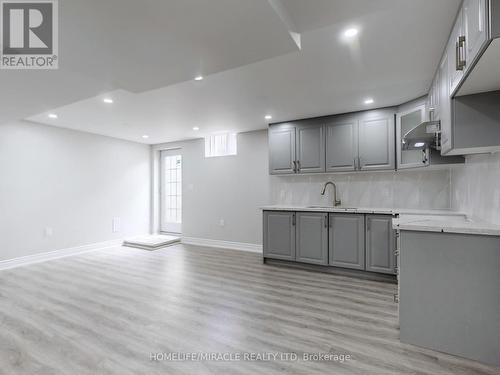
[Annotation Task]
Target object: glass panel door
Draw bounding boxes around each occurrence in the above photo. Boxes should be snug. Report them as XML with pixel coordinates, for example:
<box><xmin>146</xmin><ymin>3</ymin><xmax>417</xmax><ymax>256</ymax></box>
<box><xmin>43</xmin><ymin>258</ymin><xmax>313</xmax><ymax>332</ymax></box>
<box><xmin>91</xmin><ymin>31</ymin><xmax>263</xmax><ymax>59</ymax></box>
<box><xmin>160</xmin><ymin>150</ymin><xmax>182</xmax><ymax>234</ymax></box>
<box><xmin>396</xmin><ymin>105</ymin><xmax>430</xmax><ymax>169</ymax></box>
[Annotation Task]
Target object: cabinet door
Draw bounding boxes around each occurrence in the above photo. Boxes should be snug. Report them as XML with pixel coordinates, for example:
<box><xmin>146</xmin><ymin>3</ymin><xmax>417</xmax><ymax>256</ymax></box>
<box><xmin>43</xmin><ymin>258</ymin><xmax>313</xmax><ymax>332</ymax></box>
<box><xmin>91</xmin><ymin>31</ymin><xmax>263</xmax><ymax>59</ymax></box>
<box><xmin>463</xmin><ymin>0</ymin><xmax>488</xmax><ymax>70</ymax></box>
<box><xmin>439</xmin><ymin>51</ymin><xmax>453</xmax><ymax>154</ymax></box>
<box><xmin>296</xmin><ymin>212</ymin><xmax>328</xmax><ymax>265</ymax></box>
<box><xmin>263</xmin><ymin>211</ymin><xmax>296</xmax><ymax>260</ymax></box>
<box><xmin>269</xmin><ymin>125</ymin><xmax>296</xmax><ymax>175</ymax></box>
<box><xmin>396</xmin><ymin>104</ymin><xmax>429</xmax><ymax>169</ymax></box>
<box><xmin>431</xmin><ymin>70</ymin><xmax>441</xmax><ymax>120</ymax></box>
<box><xmin>296</xmin><ymin>121</ymin><xmax>325</xmax><ymax>173</ymax></box>
<box><xmin>365</xmin><ymin>215</ymin><xmax>396</xmax><ymax>275</ymax></box>
<box><xmin>325</xmin><ymin>114</ymin><xmax>358</xmax><ymax>172</ymax></box>
<box><xmin>358</xmin><ymin>109</ymin><xmax>396</xmax><ymax>171</ymax></box>
<box><xmin>329</xmin><ymin>213</ymin><xmax>365</xmax><ymax>270</ymax></box>
<box><xmin>449</xmin><ymin>9</ymin><xmax>465</xmax><ymax>94</ymax></box>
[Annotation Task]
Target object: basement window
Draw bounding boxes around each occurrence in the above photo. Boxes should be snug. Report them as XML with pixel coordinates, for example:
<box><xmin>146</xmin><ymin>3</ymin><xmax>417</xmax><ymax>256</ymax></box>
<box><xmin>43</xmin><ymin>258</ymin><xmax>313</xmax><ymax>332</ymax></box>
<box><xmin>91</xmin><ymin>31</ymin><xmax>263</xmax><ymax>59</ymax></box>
<box><xmin>204</xmin><ymin>133</ymin><xmax>237</xmax><ymax>158</ymax></box>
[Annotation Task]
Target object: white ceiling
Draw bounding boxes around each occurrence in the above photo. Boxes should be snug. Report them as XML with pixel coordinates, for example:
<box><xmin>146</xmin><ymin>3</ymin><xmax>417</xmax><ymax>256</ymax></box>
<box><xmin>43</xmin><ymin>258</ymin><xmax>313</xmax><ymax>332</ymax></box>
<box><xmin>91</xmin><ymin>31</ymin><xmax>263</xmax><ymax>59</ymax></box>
<box><xmin>1</xmin><ymin>0</ymin><xmax>298</xmax><ymax>124</ymax></box>
<box><xmin>9</xmin><ymin>0</ymin><xmax>462</xmax><ymax>144</ymax></box>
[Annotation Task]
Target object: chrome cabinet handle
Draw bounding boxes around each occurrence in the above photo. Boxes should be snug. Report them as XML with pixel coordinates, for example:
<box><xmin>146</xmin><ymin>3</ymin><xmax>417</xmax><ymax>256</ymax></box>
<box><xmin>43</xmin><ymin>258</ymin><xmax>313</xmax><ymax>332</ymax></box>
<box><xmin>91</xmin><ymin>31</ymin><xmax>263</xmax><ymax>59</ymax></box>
<box><xmin>456</xmin><ymin>35</ymin><xmax>466</xmax><ymax>71</ymax></box>
<box><xmin>358</xmin><ymin>156</ymin><xmax>362</xmax><ymax>170</ymax></box>
<box><xmin>297</xmin><ymin>160</ymin><xmax>301</xmax><ymax>172</ymax></box>
<box><xmin>353</xmin><ymin>157</ymin><xmax>357</xmax><ymax>170</ymax></box>
<box><xmin>394</xmin><ymin>250</ymin><xmax>400</xmax><ymax>256</ymax></box>
<box><xmin>292</xmin><ymin>160</ymin><xmax>297</xmax><ymax>173</ymax></box>
<box><xmin>324</xmin><ymin>214</ymin><xmax>328</xmax><ymax>228</ymax></box>
<box><xmin>459</xmin><ymin>35</ymin><xmax>466</xmax><ymax>69</ymax></box>
<box><xmin>292</xmin><ymin>213</ymin><xmax>296</xmax><ymax>226</ymax></box>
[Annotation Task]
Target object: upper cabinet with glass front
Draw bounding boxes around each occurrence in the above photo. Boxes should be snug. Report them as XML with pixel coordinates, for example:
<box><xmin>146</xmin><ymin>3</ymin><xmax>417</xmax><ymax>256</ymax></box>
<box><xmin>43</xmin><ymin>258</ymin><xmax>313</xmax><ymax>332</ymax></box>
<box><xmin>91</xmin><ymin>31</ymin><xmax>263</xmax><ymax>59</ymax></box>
<box><xmin>396</xmin><ymin>101</ymin><xmax>428</xmax><ymax>169</ymax></box>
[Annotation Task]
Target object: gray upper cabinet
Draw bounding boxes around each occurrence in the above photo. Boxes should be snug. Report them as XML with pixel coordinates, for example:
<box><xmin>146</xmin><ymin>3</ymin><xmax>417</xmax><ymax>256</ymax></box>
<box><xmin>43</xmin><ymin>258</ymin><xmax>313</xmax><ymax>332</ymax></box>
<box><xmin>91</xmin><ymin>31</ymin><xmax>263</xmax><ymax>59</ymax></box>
<box><xmin>365</xmin><ymin>215</ymin><xmax>396</xmax><ymax>275</ymax></box>
<box><xmin>296</xmin><ymin>212</ymin><xmax>328</xmax><ymax>265</ymax></box>
<box><xmin>263</xmin><ymin>211</ymin><xmax>296</xmax><ymax>261</ymax></box>
<box><xmin>268</xmin><ymin>124</ymin><xmax>296</xmax><ymax>175</ymax></box>
<box><xmin>268</xmin><ymin>121</ymin><xmax>325</xmax><ymax>175</ymax></box>
<box><xmin>296</xmin><ymin>121</ymin><xmax>326</xmax><ymax>173</ymax></box>
<box><xmin>358</xmin><ymin>109</ymin><xmax>396</xmax><ymax>171</ymax></box>
<box><xmin>463</xmin><ymin>0</ymin><xmax>488</xmax><ymax>72</ymax></box>
<box><xmin>449</xmin><ymin>8</ymin><xmax>465</xmax><ymax>95</ymax></box>
<box><xmin>329</xmin><ymin>213</ymin><xmax>365</xmax><ymax>270</ymax></box>
<box><xmin>447</xmin><ymin>0</ymin><xmax>488</xmax><ymax>95</ymax></box>
<box><xmin>396</xmin><ymin>103</ymin><xmax>428</xmax><ymax>169</ymax></box>
<box><xmin>325</xmin><ymin>114</ymin><xmax>358</xmax><ymax>172</ymax></box>
<box><xmin>439</xmin><ymin>50</ymin><xmax>454</xmax><ymax>154</ymax></box>
<box><xmin>269</xmin><ymin>109</ymin><xmax>396</xmax><ymax>174</ymax></box>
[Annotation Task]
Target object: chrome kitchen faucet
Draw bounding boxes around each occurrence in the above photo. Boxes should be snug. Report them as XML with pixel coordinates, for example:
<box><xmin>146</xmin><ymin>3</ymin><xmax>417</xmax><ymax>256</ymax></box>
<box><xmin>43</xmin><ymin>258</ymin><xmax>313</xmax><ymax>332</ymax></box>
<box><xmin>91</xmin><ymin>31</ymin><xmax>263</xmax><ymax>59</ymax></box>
<box><xmin>321</xmin><ymin>181</ymin><xmax>341</xmax><ymax>207</ymax></box>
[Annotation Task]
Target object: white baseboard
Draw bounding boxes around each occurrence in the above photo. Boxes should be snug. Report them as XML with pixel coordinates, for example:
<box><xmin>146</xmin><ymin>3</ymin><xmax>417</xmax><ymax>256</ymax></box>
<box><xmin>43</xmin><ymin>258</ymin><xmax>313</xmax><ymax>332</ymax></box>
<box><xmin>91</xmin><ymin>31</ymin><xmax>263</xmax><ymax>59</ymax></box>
<box><xmin>181</xmin><ymin>237</ymin><xmax>263</xmax><ymax>253</ymax></box>
<box><xmin>0</xmin><ymin>239</ymin><xmax>123</xmax><ymax>271</ymax></box>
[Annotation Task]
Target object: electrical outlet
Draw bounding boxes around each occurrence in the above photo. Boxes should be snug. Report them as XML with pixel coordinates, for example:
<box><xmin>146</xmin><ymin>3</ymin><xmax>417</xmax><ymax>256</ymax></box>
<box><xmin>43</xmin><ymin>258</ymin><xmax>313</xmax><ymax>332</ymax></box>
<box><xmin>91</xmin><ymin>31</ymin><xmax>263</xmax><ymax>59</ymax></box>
<box><xmin>219</xmin><ymin>219</ymin><xmax>225</xmax><ymax>227</ymax></box>
<box><xmin>44</xmin><ymin>227</ymin><xmax>53</xmax><ymax>237</ymax></box>
<box><xmin>112</xmin><ymin>217</ymin><xmax>121</xmax><ymax>233</ymax></box>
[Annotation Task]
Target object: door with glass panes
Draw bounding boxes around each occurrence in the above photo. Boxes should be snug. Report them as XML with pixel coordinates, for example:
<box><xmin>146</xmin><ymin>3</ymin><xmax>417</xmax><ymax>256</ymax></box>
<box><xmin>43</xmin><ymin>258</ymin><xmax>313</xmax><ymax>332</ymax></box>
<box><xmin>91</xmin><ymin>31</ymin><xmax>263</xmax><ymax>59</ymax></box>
<box><xmin>160</xmin><ymin>149</ymin><xmax>182</xmax><ymax>234</ymax></box>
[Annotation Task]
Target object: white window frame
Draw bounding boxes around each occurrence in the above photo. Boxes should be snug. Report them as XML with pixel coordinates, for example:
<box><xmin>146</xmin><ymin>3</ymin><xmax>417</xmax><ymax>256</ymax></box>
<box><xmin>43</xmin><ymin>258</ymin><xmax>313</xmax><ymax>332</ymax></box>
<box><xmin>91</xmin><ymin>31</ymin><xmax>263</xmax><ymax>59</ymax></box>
<box><xmin>205</xmin><ymin>132</ymin><xmax>237</xmax><ymax>158</ymax></box>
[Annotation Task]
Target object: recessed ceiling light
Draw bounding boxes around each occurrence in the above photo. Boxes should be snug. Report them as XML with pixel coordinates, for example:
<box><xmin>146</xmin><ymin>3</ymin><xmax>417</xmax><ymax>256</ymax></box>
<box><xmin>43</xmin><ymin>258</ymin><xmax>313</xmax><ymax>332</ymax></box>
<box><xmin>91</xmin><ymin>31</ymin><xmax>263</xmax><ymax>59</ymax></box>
<box><xmin>194</xmin><ymin>76</ymin><xmax>204</xmax><ymax>81</ymax></box>
<box><xmin>103</xmin><ymin>98</ymin><xmax>113</xmax><ymax>104</ymax></box>
<box><xmin>193</xmin><ymin>127</ymin><xmax>200</xmax><ymax>131</ymax></box>
<box><xmin>48</xmin><ymin>113</ymin><xmax>58</xmax><ymax>119</ymax></box>
<box><xmin>344</xmin><ymin>28</ymin><xmax>359</xmax><ymax>37</ymax></box>
<box><xmin>265</xmin><ymin>115</ymin><xmax>272</xmax><ymax>120</ymax></box>
<box><xmin>364</xmin><ymin>98</ymin><xmax>374</xmax><ymax>104</ymax></box>
<box><xmin>414</xmin><ymin>142</ymin><xmax>425</xmax><ymax>148</ymax></box>
<box><xmin>142</xmin><ymin>135</ymin><xmax>149</xmax><ymax>139</ymax></box>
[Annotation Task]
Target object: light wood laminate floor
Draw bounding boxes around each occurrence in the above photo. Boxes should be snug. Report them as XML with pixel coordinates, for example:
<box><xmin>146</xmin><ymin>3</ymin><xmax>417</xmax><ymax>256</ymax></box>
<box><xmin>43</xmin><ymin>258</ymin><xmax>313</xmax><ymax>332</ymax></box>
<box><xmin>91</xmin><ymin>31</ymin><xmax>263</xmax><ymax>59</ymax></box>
<box><xmin>0</xmin><ymin>244</ymin><xmax>498</xmax><ymax>375</ymax></box>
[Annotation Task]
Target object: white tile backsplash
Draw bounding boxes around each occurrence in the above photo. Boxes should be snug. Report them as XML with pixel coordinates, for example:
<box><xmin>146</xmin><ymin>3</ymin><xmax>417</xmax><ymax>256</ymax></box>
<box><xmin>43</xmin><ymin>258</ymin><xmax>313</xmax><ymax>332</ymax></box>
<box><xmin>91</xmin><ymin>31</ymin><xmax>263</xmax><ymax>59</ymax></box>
<box><xmin>452</xmin><ymin>152</ymin><xmax>500</xmax><ymax>225</ymax></box>
<box><xmin>270</xmin><ymin>169</ymin><xmax>451</xmax><ymax>209</ymax></box>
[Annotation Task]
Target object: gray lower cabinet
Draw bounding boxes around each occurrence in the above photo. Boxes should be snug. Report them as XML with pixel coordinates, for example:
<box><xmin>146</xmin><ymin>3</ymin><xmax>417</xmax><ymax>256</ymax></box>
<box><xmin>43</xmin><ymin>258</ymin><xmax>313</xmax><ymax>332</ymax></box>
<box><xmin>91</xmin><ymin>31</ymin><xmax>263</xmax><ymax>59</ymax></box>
<box><xmin>263</xmin><ymin>211</ymin><xmax>295</xmax><ymax>260</ymax></box>
<box><xmin>296</xmin><ymin>212</ymin><xmax>328</xmax><ymax>265</ymax></box>
<box><xmin>329</xmin><ymin>213</ymin><xmax>365</xmax><ymax>270</ymax></box>
<box><xmin>358</xmin><ymin>109</ymin><xmax>396</xmax><ymax>171</ymax></box>
<box><xmin>263</xmin><ymin>210</ymin><xmax>397</xmax><ymax>276</ymax></box>
<box><xmin>365</xmin><ymin>215</ymin><xmax>396</xmax><ymax>275</ymax></box>
<box><xmin>399</xmin><ymin>230</ymin><xmax>500</xmax><ymax>365</ymax></box>
<box><xmin>325</xmin><ymin>114</ymin><xmax>358</xmax><ymax>172</ymax></box>
<box><xmin>268</xmin><ymin>124</ymin><xmax>296</xmax><ymax>175</ymax></box>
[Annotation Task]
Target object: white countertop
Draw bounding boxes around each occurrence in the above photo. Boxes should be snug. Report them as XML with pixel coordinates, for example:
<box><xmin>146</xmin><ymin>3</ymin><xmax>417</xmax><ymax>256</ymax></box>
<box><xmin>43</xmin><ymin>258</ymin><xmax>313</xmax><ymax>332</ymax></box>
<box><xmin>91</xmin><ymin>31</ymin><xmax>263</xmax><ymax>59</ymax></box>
<box><xmin>260</xmin><ymin>205</ymin><xmax>465</xmax><ymax>216</ymax></box>
<box><xmin>261</xmin><ymin>205</ymin><xmax>500</xmax><ymax>236</ymax></box>
<box><xmin>393</xmin><ymin>214</ymin><xmax>500</xmax><ymax>236</ymax></box>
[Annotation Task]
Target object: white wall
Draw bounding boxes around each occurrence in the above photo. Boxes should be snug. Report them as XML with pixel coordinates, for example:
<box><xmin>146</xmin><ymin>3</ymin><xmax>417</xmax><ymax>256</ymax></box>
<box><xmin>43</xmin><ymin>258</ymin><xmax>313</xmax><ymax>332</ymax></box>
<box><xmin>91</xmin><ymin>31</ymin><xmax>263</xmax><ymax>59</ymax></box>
<box><xmin>153</xmin><ymin>129</ymin><xmax>453</xmax><ymax>246</ymax></box>
<box><xmin>152</xmin><ymin>130</ymin><xmax>270</xmax><ymax>245</ymax></box>
<box><xmin>451</xmin><ymin>153</ymin><xmax>500</xmax><ymax>225</ymax></box>
<box><xmin>0</xmin><ymin>121</ymin><xmax>151</xmax><ymax>261</ymax></box>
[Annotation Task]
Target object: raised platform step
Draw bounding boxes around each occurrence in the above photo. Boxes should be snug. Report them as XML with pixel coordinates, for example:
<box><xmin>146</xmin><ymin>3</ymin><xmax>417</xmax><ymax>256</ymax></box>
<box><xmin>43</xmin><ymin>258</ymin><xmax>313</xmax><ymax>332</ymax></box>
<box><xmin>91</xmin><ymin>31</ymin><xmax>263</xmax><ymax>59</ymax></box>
<box><xmin>123</xmin><ymin>234</ymin><xmax>180</xmax><ymax>251</ymax></box>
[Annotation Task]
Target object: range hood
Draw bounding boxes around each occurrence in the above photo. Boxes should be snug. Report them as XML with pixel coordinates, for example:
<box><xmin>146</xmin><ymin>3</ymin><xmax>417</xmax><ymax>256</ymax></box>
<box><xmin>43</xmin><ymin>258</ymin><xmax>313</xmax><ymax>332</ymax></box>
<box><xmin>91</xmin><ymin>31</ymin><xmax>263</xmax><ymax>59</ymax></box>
<box><xmin>402</xmin><ymin>119</ymin><xmax>441</xmax><ymax>151</ymax></box>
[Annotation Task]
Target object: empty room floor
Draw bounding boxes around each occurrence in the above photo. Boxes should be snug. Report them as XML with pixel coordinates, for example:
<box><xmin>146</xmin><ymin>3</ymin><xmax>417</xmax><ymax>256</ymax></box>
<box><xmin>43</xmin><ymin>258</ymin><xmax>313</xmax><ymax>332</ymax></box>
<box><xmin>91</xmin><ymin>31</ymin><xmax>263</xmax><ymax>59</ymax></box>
<box><xmin>0</xmin><ymin>245</ymin><xmax>498</xmax><ymax>375</ymax></box>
